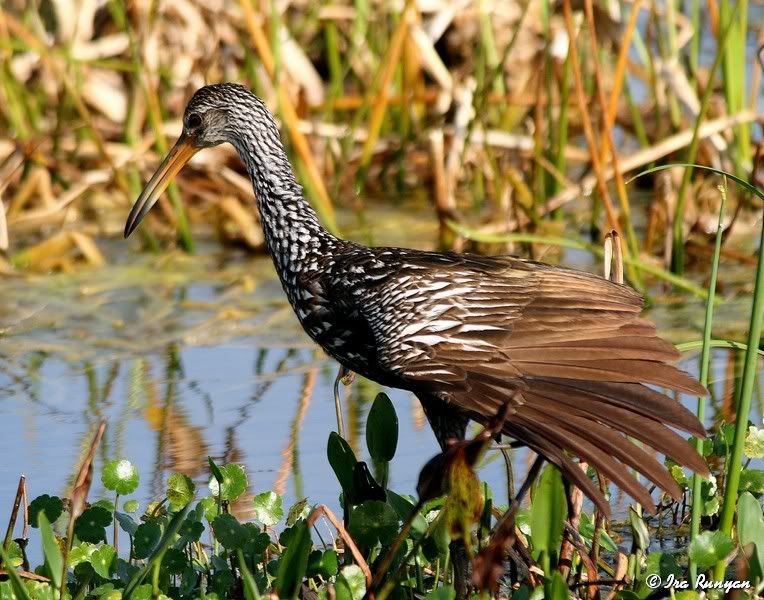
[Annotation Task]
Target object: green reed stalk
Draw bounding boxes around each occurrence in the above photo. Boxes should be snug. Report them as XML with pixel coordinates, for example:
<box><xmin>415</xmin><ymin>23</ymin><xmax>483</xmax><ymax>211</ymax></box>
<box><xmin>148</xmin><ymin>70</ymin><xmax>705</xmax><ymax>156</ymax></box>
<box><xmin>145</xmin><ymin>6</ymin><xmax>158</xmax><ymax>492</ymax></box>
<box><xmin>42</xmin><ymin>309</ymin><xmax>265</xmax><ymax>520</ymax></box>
<box><xmin>689</xmin><ymin>0</ymin><xmax>700</xmax><ymax>87</ymax></box>
<box><xmin>713</xmin><ymin>203</ymin><xmax>764</xmax><ymax>580</ymax></box>
<box><xmin>323</xmin><ymin>19</ymin><xmax>344</xmax><ymax>100</ymax></box>
<box><xmin>553</xmin><ymin>56</ymin><xmax>571</xmax><ymax>198</ymax></box>
<box><xmin>671</xmin><ymin>0</ymin><xmax>741</xmax><ymax>274</ymax></box>
<box><xmin>719</xmin><ymin>0</ymin><xmax>750</xmax><ymax>172</ymax></box>
<box><xmin>688</xmin><ymin>183</ymin><xmax>726</xmax><ymax>583</ymax></box>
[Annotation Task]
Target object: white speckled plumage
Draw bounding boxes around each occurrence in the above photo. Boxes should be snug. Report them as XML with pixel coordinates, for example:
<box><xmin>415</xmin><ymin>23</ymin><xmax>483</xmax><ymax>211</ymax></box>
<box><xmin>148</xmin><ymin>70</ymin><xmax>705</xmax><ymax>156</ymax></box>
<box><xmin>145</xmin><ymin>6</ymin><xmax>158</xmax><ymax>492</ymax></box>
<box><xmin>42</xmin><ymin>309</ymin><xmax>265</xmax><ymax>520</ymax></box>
<box><xmin>146</xmin><ymin>83</ymin><xmax>711</xmax><ymax>516</ymax></box>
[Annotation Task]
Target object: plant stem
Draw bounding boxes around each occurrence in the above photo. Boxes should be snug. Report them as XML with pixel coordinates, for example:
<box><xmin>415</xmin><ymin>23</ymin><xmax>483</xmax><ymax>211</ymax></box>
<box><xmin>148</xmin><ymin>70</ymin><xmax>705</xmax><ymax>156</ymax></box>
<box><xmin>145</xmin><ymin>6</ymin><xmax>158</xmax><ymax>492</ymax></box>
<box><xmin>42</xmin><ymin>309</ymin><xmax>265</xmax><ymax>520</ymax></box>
<box><xmin>713</xmin><ymin>196</ymin><xmax>764</xmax><ymax>579</ymax></box>
<box><xmin>688</xmin><ymin>183</ymin><xmax>726</xmax><ymax>582</ymax></box>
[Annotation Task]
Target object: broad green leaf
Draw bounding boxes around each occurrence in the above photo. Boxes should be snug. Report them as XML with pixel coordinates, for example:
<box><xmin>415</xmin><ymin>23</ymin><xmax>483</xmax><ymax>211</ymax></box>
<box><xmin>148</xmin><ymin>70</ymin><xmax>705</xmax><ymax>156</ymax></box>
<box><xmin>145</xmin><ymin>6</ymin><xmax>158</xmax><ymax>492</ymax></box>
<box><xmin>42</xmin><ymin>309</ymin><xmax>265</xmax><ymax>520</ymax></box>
<box><xmin>28</xmin><ymin>495</ymin><xmax>63</xmax><ymax>528</ymax></box>
<box><xmin>68</xmin><ymin>542</ymin><xmax>97</xmax><ymax>567</ymax></box>
<box><xmin>167</xmin><ymin>473</ymin><xmax>196</xmax><ymax>509</ymax></box>
<box><xmin>578</xmin><ymin>512</ymin><xmax>617</xmax><ymax>553</ymax></box>
<box><xmin>286</xmin><ymin>498</ymin><xmax>310</xmax><ymax>526</ymax></box>
<box><xmin>133</xmin><ymin>522</ymin><xmax>161</xmax><ymax>559</ymax></box>
<box><xmin>744</xmin><ymin>426</ymin><xmax>764</xmax><ymax>459</ymax></box>
<box><xmin>252</xmin><ymin>491</ymin><xmax>283</xmax><ymax>527</ymax></box>
<box><xmin>530</xmin><ymin>465</ymin><xmax>567</xmax><ymax>562</ymax></box>
<box><xmin>424</xmin><ymin>587</ymin><xmax>455</xmax><ymax>600</ymax></box>
<box><xmin>548</xmin><ymin>570</ymin><xmax>569</xmax><ymax>600</ymax></box>
<box><xmin>115</xmin><ymin>512</ymin><xmax>139</xmax><ymax>536</ymax></box>
<box><xmin>635</xmin><ymin>552</ymin><xmax>681</xmax><ymax>598</ymax></box>
<box><xmin>738</xmin><ymin>491</ymin><xmax>764</xmax><ymax>579</ymax></box>
<box><xmin>208</xmin><ymin>464</ymin><xmax>247</xmax><ymax>502</ymax></box>
<box><xmin>366</xmin><ymin>393</ymin><xmax>398</xmax><ymax>463</ymax></box>
<box><xmin>688</xmin><ymin>530</ymin><xmax>735</xmax><ymax>568</ymax></box>
<box><xmin>307</xmin><ymin>549</ymin><xmax>339</xmax><ymax>579</ymax></box>
<box><xmin>327</xmin><ymin>432</ymin><xmax>358</xmax><ymax>499</ymax></box>
<box><xmin>275</xmin><ymin>521</ymin><xmax>311</xmax><ymax>600</ymax></box>
<box><xmin>628</xmin><ymin>510</ymin><xmax>650</xmax><ymax>552</ymax></box>
<box><xmin>335</xmin><ymin>565</ymin><xmax>366</xmax><ymax>600</ymax></box>
<box><xmin>123</xmin><ymin>499</ymin><xmax>140</xmax><ymax>513</ymax></box>
<box><xmin>162</xmin><ymin>548</ymin><xmax>187</xmax><ymax>575</ymax></box>
<box><xmin>740</xmin><ymin>468</ymin><xmax>764</xmax><ymax>495</ymax></box>
<box><xmin>387</xmin><ymin>490</ymin><xmax>428</xmax><ymax>538</ymax></box>
<box><xmin>200</xmin><ymin>496</ymin><xmax>220</xmax><ymax>522</ymax></box>
<box><xmin>102</xmin><ymin>460</ymin><xmax>140</xmax><ymax>495</ymax></box>
<box><xmin>74</xmin><ymin>506</ymin><xmax>111</xmax><ymax>543</ymax></box>
<box><xmin>91</xmin><ymin>544</ymin><xmax>116</xmax><ymax>579</ymax></box>
<box><xmin>3</xmin><ymin>541</ymin><xmax>22</xmax><ymax>569</ymax></box>
<box><xmin>212</xmin><ymin>514</ymin><xmax>248</xmax><ymax>550</ymax></box>
<box><xmin>348</xmin><ymin>500</ymin><xmax>399</xmax><ymax>548</ymax></box>
<box><xmin>38</xmin><ymin>513</ymin><xmax>62</xmax><ymax>588</ymax></box>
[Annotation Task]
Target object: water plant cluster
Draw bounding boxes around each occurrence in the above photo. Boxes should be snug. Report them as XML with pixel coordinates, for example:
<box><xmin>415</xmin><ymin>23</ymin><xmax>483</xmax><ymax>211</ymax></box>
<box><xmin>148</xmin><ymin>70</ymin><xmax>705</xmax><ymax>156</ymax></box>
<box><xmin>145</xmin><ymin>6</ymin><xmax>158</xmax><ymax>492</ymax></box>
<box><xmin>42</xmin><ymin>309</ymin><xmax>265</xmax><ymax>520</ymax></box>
<box><xmin>1</xmin><ymin>389</ymin><xmax>762</xmax><ymax>599</ymax></box>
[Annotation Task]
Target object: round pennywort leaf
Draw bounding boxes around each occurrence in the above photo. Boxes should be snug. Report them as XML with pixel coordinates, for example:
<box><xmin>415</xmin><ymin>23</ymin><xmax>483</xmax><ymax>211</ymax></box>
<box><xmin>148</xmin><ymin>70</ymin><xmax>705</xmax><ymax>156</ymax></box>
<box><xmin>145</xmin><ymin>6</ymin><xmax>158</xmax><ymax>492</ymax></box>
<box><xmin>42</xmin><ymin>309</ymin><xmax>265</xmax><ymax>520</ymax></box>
<box><xmin>253</xmin><ymin>491</ymin><xmax>283</xmax><ymax>527</ymax></box>
<box><xmin>208</xmin><ymin>464</ymin><xmax>247</xmax><ymax>502</ymax></box>
<box><xmin>29</xmin><ymin>494</ymin><xmax>63</xmax><ymax>528</ymax></box>
<box><xmin>102</xmin><ymin>459</ymin><xmax>140</xmax><ymax>495</ymax></box>
<box><xmin>167</xmin><ymin>473</ymin><xmax>196</xmax><ymax>509</ymax></box>
<box><xmin>348</xmin><ymin>500</ymin><xmax>399</xmax><ymax>548</ymax></box>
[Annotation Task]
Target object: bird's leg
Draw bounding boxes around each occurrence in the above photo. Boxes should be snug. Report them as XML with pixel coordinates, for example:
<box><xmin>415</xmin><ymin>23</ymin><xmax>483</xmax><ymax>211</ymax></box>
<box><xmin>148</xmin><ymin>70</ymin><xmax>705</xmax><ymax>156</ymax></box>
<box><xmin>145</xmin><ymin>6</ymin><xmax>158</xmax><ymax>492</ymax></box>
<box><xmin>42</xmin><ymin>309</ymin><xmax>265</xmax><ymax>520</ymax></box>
<box><xmin>333</xmin><ymin>365</ymin><xmax>354</xmax><ymax>439</ymax></box>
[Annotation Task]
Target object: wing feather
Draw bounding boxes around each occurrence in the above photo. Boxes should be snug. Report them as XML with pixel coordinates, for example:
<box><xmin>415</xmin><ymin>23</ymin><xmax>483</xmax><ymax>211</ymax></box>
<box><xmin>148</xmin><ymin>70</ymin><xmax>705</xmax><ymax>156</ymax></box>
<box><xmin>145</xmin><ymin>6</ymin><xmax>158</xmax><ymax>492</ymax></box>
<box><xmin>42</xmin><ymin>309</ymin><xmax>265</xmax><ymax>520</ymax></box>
<box><xmin>361</xmin><ymin>253</ymin><xmax>708</xmax><ymax>511</ymax></box>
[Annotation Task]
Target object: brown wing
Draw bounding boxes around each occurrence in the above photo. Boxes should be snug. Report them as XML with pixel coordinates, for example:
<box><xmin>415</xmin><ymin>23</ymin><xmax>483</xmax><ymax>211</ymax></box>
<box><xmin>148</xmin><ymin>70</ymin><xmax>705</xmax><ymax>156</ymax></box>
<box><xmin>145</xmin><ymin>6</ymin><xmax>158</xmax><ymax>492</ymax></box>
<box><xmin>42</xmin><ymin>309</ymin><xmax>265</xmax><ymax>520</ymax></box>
<box><xmin>364</xmin><ymin>253</ymin><xmax>708</xmax><ymax>514</ymax></box>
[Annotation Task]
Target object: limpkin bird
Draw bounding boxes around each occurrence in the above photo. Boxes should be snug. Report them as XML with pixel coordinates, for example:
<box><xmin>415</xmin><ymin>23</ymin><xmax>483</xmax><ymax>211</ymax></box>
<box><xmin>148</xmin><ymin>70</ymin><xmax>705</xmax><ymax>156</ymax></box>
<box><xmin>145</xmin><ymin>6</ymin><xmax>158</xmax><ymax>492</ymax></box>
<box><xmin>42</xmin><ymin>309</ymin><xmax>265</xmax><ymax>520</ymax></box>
<box><xmin>125</xmin><ymin>82</ymin><xmax>708</xmax><ymax>572</ymax></box>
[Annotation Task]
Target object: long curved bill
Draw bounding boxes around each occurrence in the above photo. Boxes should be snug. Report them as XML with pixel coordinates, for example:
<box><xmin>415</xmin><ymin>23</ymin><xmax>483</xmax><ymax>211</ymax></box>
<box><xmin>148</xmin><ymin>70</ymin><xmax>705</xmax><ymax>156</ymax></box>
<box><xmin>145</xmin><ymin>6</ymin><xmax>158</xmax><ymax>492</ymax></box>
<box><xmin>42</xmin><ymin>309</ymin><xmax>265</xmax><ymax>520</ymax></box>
<box><xmin>124</xmin><ymin>133</ymin><xmax>199</xmax><ymax>238</ymax></box>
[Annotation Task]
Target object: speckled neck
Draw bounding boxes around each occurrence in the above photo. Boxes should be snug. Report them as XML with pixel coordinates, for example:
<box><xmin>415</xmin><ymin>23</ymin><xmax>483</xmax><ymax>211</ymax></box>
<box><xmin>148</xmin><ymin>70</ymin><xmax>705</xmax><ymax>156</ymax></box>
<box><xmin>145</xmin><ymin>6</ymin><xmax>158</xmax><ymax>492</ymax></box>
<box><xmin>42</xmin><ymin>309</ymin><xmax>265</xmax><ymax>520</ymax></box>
<box><xmin>229</xmin><ymin>121</ymin><xmax>337</xmax><ymax>276</ymax></box>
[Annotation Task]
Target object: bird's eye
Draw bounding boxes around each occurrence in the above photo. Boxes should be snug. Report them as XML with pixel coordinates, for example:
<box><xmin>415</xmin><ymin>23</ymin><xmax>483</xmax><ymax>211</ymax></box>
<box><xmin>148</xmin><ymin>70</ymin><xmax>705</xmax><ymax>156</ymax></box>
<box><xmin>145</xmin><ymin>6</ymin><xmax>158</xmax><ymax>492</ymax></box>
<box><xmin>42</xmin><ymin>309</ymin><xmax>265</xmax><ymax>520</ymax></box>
<box><xmin>186</xmin><ymin>113</ymin><xmax>202</xmax><ymax>129</ymax></box>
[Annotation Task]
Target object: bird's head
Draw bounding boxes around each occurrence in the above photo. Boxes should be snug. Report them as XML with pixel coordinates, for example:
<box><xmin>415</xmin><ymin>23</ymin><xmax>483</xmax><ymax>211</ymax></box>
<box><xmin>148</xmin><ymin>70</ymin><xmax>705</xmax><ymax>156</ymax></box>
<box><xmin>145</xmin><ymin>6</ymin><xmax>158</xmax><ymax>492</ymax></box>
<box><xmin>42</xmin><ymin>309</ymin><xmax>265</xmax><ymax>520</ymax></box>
<box><xmin>124</xmin><ymin>83</ymin><xmax>275</xmax><ymax>237</ymax></box>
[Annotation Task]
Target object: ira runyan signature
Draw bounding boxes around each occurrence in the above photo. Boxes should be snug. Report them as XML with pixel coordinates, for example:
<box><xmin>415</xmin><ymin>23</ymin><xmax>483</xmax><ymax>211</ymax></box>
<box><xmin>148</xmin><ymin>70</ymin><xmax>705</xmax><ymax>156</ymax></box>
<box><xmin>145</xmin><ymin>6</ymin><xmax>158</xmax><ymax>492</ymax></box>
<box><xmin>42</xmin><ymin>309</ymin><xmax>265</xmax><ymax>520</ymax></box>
<box><xmin>646</xmin><ymin>573</ymin><xmax>752</xmax><ymax>592</ymax></box>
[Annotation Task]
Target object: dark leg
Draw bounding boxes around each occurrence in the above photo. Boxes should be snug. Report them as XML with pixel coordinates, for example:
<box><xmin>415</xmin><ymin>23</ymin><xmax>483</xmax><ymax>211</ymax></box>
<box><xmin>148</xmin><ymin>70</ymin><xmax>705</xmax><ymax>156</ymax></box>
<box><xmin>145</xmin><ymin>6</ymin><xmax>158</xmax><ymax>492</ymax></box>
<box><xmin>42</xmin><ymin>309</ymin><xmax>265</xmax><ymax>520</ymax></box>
<box><xmin>417</xmin><ymin>394</ymin><xmax>471</xmax><ymax>599</ymax></box>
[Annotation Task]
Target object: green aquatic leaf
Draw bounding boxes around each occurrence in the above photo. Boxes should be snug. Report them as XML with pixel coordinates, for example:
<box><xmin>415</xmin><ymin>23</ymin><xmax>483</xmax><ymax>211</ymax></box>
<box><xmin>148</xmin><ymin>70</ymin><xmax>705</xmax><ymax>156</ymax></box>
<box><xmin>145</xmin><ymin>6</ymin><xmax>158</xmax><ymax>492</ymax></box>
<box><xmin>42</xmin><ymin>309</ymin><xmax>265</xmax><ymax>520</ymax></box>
<box><xmin>133</xmin><ymin>521</ymin><xmax>161</xmax><ymax>559</ymax></box>
<box><xmin>348</xmin><ymin>500</ymin><xmax>399</xmax><ymax>548</ymax></box>
<box><xmin>162</xmin><ymin>548</ymin><xmax>188</xmax><ymax>575</ymax></box>
<box><xmin>327</xmin><ymin>432</ymin><xmax>358</xmax><ymax>499</ymax></box>
<box><xmin>74</xmin><ymin>506</ymin><xmax>111</xmax><ymax>543</ymax></box>
<box><xmin>28</xmin><ymin>495</ymin><xmax>63</xmax><ymax>528</ymax></box>
<box><xmin>688</xmin><ymin>530</ymin><xmax>735</xmax><ymax>568</ymax></box>
<box><xmin>91</xmin><ymin>544</ymin><xmax>116</xmax><ymax>579</ymax></box>
<box><xmin>744</xmin><ymin>425</ymin><xmax>764</xmax><ymax>459</ymax></box>
<box><xmin>307</xmin><ymin>549</ymin><xmax>339</xmax><ymax>579</ymax></box>
<box><xmin>123</xmin><ymin>499</ymin><xmax>140</xmax><ymax>513</ymax></box>
<box><xmin>530</xmin><ymin>464</ymin><xmax>567</xmax><ymax>562</ymax></box>
<box><xmin>740</xmin><ymin>468</ymin><xmax>764</xmax><ymax>496</ymax></box>
<box><xmin>366</xmin><ymin>392</ymin><xmax>398</xmax><ymax>463</ymax></box>
<box><xmin>2</xmin><ymin>540</ymin><xmax>23</xmax><ymax>569</ymax></box>
<box><xmin>286</xmin><ymin>498</ymin><xmax>310</xmax><ymax>526</ymax></box>
<box><xmin>115</xmin><ymin>512</ymin><xmax>139</xmax><ymax>536</ymax></box>
<box><xmin>37</xmin><ymin>513</ymin><xmax>62</xmax><ymax>588</ymax></box>
<box><xmin>167</xmin><ymin>473</ymin><xmax>196</xmax><ymax>509</ymax></box>
<box><xmin>628</xmin><ymin>510</ymin><xmax>650</xmax><ymax>553</ymax></box>
<box><xmin>200</xmin><ymin>496</ymin><xmax>220</xmax><ymax>522</ymax></box>
<box><xmin>208</xmin><ymin>464</ymin><xmax>247</xmax><ymax>502</ymax></box>
<box><xmin>334</xmin><ymin>565</ymin><xmax>366</xmax><ymax>600</ymax></box>
<box><xmin>102</xmin><ymin>459</ymin><xmax>140</xmax><ymax>495</ymax></box>
<box><xmin>424</xmin><ymin>587</ymin><xmax>455</xmax><ymax>600</ymax></box>
<box><xmin>212</xmin><ymin>514</ymin><xmax>248</xmax><ymax>550</ymax></box>
<box><xmin>252</xmin><ymin>491</ymin><xmax>283</xmax><ymax>527</ymax></box>
<box><xmin>547</xmin><ymin>570</ymin><xmax>569</xmax><ymax>600</ymax></box>
<box><xmin>275</xmin><ymin>521</ymin><xmax>311</xmax><ymax>599</ymax></box>
<box><xmin>67</xmin><ymin>542</ymin><xmax>97</xmax><ymax>567</ymax></box>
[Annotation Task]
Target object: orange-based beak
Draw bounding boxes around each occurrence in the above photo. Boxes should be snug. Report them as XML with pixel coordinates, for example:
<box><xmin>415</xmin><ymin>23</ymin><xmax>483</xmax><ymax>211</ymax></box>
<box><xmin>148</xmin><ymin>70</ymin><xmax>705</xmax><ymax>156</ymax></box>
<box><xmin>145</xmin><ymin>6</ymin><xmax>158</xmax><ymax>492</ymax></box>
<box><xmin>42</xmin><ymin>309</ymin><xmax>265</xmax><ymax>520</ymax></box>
<box><xmin>124</xmin><ymin>133</ymin><xmax>199</xmax><ymax>237</ymax></box>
